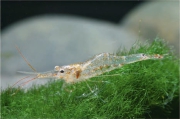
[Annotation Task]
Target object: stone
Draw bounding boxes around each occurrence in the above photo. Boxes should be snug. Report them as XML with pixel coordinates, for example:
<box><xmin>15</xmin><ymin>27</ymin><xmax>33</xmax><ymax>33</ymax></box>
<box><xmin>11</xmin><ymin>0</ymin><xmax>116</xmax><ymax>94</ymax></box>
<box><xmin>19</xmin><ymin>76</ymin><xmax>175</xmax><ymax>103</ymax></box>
<box><xmin>1</xmin><ymin>15</ymin><xmax>138</xmax><ymax>89</ymax></box>
<box><xmin>121</xmin><ymin>1</ymin><xmax>179</xmax><ymax>55</ymax></box>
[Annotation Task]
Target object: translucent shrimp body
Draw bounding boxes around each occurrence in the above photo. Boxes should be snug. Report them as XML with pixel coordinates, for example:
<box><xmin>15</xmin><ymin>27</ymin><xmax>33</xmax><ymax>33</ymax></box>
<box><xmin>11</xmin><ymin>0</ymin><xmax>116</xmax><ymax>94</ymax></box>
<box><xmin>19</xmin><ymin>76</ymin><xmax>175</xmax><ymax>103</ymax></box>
<box><xmin>33</xmin><ymin>53</ymin><xmax>163</xmax><ymax>83</ymax></box>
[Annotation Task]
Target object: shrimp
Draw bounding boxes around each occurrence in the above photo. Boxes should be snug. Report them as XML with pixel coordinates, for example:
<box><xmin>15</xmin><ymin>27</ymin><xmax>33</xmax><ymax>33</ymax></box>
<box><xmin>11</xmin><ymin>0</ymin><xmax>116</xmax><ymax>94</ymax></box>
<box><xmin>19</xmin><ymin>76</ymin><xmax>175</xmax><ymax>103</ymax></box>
<box><xmin>50</xmin><ymin>53</ymin><xmax>163</xmax><ymax>83</ymax></box>
<box><xmin>12</xmin><ymin>46</ymin><xmax>164</xmax><ymax>92</ymax></box>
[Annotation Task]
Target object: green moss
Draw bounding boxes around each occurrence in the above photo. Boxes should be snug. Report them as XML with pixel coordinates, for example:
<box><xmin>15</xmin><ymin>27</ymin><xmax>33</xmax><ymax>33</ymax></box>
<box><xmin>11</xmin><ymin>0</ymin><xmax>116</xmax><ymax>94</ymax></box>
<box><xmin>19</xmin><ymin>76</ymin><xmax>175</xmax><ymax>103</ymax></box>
<box><xmin>1</xmin><ymin>38</ymin><xmax>179</xmax><ymax>118</ymax></box>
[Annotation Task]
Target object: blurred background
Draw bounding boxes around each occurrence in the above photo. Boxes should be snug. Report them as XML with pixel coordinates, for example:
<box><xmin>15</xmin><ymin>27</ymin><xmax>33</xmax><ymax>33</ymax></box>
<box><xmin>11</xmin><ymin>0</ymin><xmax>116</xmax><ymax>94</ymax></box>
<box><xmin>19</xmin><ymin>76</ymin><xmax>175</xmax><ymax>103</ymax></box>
<box><xmin>1</xmin><ymin>1</ymin><xmax>179</xmax><ymax>90</ymax></box>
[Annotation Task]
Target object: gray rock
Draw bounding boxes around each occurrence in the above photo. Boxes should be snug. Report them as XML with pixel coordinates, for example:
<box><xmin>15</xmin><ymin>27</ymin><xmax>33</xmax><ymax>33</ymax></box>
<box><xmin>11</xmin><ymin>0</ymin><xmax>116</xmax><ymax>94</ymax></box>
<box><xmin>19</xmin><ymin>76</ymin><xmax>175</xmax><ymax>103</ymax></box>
<box><xmin>121</xmin><ymin>1</ymin><xmax>179</xmax><ymax>55</ymax></box>
<box><xmin>1</xmin><ymin>15</ymin><xmax>138</xmax><ymax>90</ymax></box>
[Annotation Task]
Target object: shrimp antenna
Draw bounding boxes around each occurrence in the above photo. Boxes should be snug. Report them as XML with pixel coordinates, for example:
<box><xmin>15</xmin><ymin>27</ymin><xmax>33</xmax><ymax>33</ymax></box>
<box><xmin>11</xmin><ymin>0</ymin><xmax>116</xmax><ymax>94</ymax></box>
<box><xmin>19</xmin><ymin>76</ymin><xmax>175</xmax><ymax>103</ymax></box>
<box><xmin>10</xmin><ymin>76</ymin><xmax>31</xmax><ymax>88</ymax></box>
<box><xmin>15</xmin><ymin>45</ymin><xmax>37</xmax><ymax>72</ymax></box>
<box><xmin>11</xmin><ymin>76</ymin><xmax>38</xmax><ymax>96</ymax></box>
<box><xmin>11</xmin><ymin>45</ymin><xmax>38</xmax><ymax>95</ymax></box>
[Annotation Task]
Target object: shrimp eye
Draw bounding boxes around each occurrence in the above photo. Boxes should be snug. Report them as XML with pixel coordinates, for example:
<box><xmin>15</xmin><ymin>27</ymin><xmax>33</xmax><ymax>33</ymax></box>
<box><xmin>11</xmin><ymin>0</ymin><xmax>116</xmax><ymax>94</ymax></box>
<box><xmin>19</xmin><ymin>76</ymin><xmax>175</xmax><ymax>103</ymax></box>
<box><xmin>60</xmin><ymin>70</ymin><xmax>64</xmax><ymax>73</ymax></box>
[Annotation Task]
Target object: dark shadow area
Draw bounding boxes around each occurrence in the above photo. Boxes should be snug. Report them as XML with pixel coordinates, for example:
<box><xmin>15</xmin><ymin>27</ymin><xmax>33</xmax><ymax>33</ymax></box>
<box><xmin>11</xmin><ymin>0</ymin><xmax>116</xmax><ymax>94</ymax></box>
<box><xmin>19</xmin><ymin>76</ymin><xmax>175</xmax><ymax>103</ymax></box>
<box><xmin>2</xmin><ymin>1</ymin><xmax>145</xmax><ymax>30</ymax></box>
<box><xmin>145</xmin><ymin>96</ymin><xmax>179</xmax><ymax>118</ymax></box>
